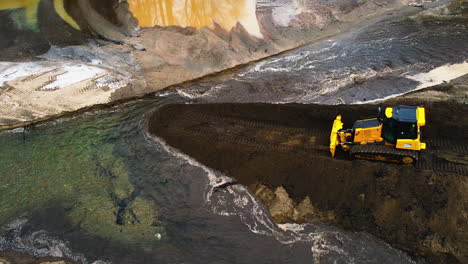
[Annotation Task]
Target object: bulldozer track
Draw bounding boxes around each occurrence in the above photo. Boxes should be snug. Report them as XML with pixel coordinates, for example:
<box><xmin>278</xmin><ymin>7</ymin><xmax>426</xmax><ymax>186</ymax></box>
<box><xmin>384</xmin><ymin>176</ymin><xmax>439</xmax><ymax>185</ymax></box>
<box><xmin>350</xmin><ymin>144</ymin><xmax>418</xmax><ymax>161</ymax></box>
<box><xmin>181</xmin><ymin>127</ymin><xmax>329</xmax><ymax>155</ymax></box>
<box><xmin>415</xmin><ymin>138</ymin><xmax>468</xmax><ymax>175</ymax></box>
<box><xmin>174</xmin><ymin>111</ymin><xmax>330</xmax><ymax>155</ymax></box>
<box><xmin>184</xmin><ymin>111</ymin><xmax>327</xmax><ymax>135</ymax></box>
<box><xmin>425</xmin><ymin>138</ymin><xmax>468</xmax><ymax>155</ymax></box>
<box><xmin>416</xmin><ymin>158</ymin><xmax>468</xmax><ymax>175</ymax></box>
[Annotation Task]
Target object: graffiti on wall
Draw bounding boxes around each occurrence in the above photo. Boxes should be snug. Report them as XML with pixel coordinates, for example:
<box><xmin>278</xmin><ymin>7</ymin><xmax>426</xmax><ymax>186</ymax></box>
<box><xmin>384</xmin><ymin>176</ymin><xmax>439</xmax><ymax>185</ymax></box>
<box><xmin>0</xmin><ymin>0</ymin><xmax>80</xmax><ymax>31</ymax></box>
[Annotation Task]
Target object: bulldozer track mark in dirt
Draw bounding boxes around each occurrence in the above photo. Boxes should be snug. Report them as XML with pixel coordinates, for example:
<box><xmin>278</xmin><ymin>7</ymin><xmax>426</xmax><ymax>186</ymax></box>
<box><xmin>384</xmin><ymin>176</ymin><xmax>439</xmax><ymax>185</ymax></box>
<box><xmin>416</xmin><ymin>155</ymin><xmax>468</xmax><ymax>176</ymax></box>
<box><xmin>426</xmin><ymin>138</ymin><xmax>468</xmax><ymax>155</ymax></box>
<box><xmin>415</xmin><ymin>138</ymin><xmax>468</xmax><ymax>175</ymax></box>
<box><xmin>176</xmin><ymin>111</ymin><xmax>330</xmax><ymax>155</ymax></box>
<box><xmin>181</xmin><ymin>126</ymin><xmax>329</xmax><ymax>155</ymax></box>
<box><xmin>184</xmin><ymin>111</ymin><xmax>328</xmax><ymax>136</ymax></box>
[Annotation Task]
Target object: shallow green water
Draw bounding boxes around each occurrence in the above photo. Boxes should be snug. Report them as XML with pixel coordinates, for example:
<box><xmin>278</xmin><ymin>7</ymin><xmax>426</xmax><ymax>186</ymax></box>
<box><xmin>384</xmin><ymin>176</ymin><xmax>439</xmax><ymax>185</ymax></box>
<box><xmin>0</xmin><ymin>103</ymin><xmax>163</xmax><ymax>248</ymax></box>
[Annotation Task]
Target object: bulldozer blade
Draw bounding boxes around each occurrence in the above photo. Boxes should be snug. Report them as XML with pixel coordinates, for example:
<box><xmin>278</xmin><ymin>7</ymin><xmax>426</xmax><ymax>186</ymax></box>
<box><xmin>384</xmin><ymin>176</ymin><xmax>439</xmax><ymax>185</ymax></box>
<box><xmin>330</xmin><ymin>115</ymin><xmax>343</xmax><ymax>157</ymax></box>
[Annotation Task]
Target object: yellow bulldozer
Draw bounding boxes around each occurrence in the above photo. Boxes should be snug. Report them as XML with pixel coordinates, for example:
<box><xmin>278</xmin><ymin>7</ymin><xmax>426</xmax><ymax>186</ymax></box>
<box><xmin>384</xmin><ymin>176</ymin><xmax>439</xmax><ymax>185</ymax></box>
<box><xmin>330</xmin><ymin>105</ymin><xmax>426</xmax><ymax>164</ymax></box>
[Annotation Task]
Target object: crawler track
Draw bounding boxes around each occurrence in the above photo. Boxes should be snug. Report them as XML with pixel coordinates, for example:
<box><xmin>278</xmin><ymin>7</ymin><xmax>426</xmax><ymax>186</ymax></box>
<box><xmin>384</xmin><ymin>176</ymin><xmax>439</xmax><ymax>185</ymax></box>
<box><xmin>350</xmin><ymin>144</ymin><xmax>419</xmax><ymax>163</ymax></box>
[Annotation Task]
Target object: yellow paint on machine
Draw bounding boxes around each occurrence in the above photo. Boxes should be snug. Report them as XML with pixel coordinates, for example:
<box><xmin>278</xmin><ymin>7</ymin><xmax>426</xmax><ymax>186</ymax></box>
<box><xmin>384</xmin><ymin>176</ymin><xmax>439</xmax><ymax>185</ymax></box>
<box><xmin>127</xmin><ymin>0</ymin><xmax>262</xmax><ymax>37</ymax></box>
<box><xmin>0</xmin><ymin>0</ymin><xmax>80</xmax><ymax>30</ymax></box>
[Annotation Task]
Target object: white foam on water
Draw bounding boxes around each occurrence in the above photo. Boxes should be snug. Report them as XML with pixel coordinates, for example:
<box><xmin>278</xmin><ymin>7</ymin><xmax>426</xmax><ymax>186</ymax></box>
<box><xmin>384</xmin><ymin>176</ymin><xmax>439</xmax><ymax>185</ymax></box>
<box><xmin>0</xmin><ymin>217</ymin><xmax>110</xmax><ymax>264</ymax></box>
<box><xmin>145</xmin><ymin>131</ymin><xmax>308</xmax><ymax>242</ymax></box>
<box><xmin>176</xmin><ymin>88</ymin><xmax>198</xmax><ymax>99</ymax></box>
<box><xmin>144</xmin><ymin>131</ymin><xmax>233</xmax><ymax>202</ymax></box>
<box><xmin>277</xmin><ymin>223</ymin><xmax>305</xmax><ymax>232</ymax></box>
<box><xmin>157</xmin><ymin>92</ymin><xmax>179</xmax><ymax>97</ymax></box>
<box><xmin>297</xmin><ymin>65</ymin><xmax>399</xmax><ymax>104</ymax></box>
<box><xmin>238</xmin><ymin>43</ymin><xmax>339</xmax><ymax>78</ymax></box>
<box><xmin>0</xmin><ymin>127</ymin><xmax>25</xmax><ymax>134</ymax></box>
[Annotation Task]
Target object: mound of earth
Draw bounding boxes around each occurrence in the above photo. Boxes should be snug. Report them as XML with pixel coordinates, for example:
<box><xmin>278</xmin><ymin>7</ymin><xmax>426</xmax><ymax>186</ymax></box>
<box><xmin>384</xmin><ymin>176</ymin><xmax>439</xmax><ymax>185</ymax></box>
<box><xmin>148</xmin><ymin>83</ymin><xmax>468</xmax><ymax>263</ymax></box>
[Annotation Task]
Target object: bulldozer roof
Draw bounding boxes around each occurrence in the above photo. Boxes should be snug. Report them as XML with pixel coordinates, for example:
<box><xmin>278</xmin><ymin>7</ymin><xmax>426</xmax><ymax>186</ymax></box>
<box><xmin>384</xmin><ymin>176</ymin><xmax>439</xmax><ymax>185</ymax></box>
<box><xmin>390</xmin><ymin>105</ymin><xmax>417</xmax><ymax>123</ymax></box>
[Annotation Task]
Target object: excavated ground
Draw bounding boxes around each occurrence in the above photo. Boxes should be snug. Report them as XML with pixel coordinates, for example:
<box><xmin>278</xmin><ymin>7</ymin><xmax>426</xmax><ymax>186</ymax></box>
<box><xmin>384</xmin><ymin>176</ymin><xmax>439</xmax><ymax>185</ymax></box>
<box><xmin>148</xmin><ymin>88</ymin><xmax>468</xmax><ymax>263</ymax></box>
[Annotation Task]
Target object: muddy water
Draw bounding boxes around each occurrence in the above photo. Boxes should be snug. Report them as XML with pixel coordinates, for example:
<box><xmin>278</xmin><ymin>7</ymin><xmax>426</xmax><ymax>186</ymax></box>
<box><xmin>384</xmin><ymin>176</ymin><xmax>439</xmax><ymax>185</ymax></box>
<box><xmin>127</xmin><ymin>0</ymin><xmax>261</xmax><ymax>36</ymax></box>
<box><xmin>180</xmin><ymin>15</ymin><xmax>468</xmax><ymax>104</ymax></box>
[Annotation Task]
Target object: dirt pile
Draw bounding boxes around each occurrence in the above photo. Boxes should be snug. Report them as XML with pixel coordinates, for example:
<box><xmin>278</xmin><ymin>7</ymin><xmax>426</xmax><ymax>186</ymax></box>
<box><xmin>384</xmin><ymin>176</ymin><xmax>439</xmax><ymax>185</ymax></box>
<box><xmin>148</xmin><ymin>83</ymin><xmax>468</xmax><ymax>263</ymax></box>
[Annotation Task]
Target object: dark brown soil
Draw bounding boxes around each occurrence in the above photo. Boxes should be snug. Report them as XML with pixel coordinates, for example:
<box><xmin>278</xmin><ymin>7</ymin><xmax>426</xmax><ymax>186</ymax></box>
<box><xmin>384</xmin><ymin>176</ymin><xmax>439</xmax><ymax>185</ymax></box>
<box><xmin>148</xmin><ymin>99</ymin><xmax>468</xmax><ymax>263</ymax></box>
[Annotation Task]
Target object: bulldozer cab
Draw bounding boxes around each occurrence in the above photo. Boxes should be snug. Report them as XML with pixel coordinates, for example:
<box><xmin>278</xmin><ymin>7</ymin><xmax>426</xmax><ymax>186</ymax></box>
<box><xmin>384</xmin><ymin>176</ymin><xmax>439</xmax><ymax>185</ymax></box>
<box><xmin>381</xmin><ymin>105</ymin><xmax>425</xmax><ymax>150</ymax></box>
<box><xmin>382</xmin><ymin>118</ymin><xmax>418</xmax><ymax>144</ymax></box>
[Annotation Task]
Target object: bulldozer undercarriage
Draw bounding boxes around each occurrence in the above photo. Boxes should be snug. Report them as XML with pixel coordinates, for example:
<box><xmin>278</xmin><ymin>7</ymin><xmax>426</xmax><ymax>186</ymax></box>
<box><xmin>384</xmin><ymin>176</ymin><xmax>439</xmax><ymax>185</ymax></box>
<box><xmin>349</xmin><ymin>144</ymin><xmax>419</xmax><ymax>164</ymax></box>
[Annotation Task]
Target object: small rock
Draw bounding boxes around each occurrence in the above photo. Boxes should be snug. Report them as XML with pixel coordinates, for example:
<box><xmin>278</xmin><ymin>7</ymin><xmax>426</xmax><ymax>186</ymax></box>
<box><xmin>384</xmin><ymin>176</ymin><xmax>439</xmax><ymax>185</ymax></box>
<box><xmin>132</xmin><ymin>44</ymin><xmax>146</xmax><ymax>51</ymax></box>
<box><xmin>269</xmin><ymin>186</ymin><xmax>295</xmax><ymax>223</ymax></box>
<box><xmin>155</xmin><ymin>233</ymin><xmax>162</xmax><ymax>240</ymax></box>
<box><xmin>254</xmin><ymin>185</ymin><xmax>276</xmax><ymax>207</ymax></box>
<box><xmin>293</xmin><ymin>196</ymin><xmax>315</xmax><ymax>222</ymax></box>
<box><xmin>358</xmin><ymin>193</ymin><xmax>366</xmax><ymax>201</ymax></box>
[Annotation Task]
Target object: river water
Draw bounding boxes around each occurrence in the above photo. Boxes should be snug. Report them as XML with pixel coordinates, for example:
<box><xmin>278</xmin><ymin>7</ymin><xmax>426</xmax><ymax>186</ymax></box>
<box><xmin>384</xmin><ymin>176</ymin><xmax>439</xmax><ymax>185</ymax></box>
<box><xmin>0</xmin><ymin>95</ymin><xmax>416</xmax><ymax>264</ymax></box>
<box><xmin>180</xmin><ymin>13</ymin><xmax>468</xmax><ymax>104</ymax></box>
<box><xmin>0</xmin><ymin>9</ymin><xmax>467</xmax><ymax>264</ymax></box>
